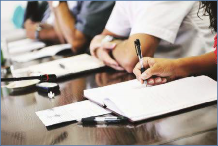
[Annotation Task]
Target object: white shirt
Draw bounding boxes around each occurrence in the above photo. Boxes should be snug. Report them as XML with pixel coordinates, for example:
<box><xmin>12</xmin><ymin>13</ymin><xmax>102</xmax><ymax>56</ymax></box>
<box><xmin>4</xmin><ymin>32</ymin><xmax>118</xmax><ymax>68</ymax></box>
<box><xmin>106</xmin><ymin>1</ymin><xmax>214</xmax><ymax>58</ymax></box>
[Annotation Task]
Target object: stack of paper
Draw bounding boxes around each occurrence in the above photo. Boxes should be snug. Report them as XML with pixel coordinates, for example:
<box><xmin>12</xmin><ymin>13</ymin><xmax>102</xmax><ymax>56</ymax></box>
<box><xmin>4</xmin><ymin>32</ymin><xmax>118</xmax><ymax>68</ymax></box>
<box><xmin>36</xmin><ymin>100</ymin><xmax>111</xmax><ymax>126</ymax></box>
<box><xmin>12</xmin><ymin>54</ymin><xmax>105</xmax><ymax>78</ymax></box>
<box><xmin>84</xmin><ymin>76</ymin><xmax>217</xmax><ymax>122</ymax></box>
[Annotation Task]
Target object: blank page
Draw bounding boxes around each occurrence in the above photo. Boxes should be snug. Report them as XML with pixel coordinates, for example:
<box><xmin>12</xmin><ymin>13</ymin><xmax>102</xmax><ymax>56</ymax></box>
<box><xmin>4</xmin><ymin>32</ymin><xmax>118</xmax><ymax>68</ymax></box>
<box><xmin>105</xmin><ymin>76</ymin><xmax>217</xmax><ymax>122</ymax></box>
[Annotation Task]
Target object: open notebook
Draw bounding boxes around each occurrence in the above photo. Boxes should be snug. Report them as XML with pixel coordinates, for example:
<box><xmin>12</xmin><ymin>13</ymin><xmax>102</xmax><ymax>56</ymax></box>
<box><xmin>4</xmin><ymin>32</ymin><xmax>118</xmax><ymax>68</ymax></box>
<box><xmin>11</xmin><ymin>44</ymin><xmax>72</xmax><ymax>62</ymax></box>
<box><xmin>8</xmin><ymin>38</ymin><xmax>46</xmax><ymax>54</ymax></box>
<box><xmin>12</xmin><ymin>54</ymin><xmax>105</xmax><ymax>78</ymax></box>
<box><xmin>84</xmin><ymin>76</ymin><xmax>217</xmax><ymax>122</ymax></box>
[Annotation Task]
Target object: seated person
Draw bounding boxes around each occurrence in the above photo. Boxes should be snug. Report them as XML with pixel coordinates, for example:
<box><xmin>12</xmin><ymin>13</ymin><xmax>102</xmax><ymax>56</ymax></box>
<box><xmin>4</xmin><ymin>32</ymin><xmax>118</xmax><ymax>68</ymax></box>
<box><xmin>133</xmin><ymin>1</ymin><xmax>217</xmax><ymax>85</ymax></box>
<box><xmin>24</xmin><ymin>1</ymin><xmax>115</xmax><ymax>54</ymax></box>
<box><xmin>23</xmin><ymin>1</ymin><xmax>48</xmax><ymax>24</ymax></box>
<box><xmin>90</xmin><ymin>1</ymin><xmax>214</xmax><ymax>73</ymax></box>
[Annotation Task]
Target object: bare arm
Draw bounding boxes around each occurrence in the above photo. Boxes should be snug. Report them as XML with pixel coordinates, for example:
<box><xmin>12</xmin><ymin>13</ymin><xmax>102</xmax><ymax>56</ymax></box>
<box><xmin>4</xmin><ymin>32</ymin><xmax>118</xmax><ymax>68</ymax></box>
<box><xmin>39</xmin><ymin>23</ymin><xmax>62</xmax><ymax>43</ymax></box>
<box><xmin>101</xmin><ymin>29</ymin><xmax>160</xmax><ymax>73</ymax></box>
<box><xmin>24</xmin><ymin>19</ymin><xmax>60</xmax><ymax>43</ymax></box>
<box><xmin>176</xmin><ymin>52</ymin><xmax>217</xmax><ymax>78</ymax></box>
<box><xmin>133</xmin><ymin>52</ymin><xmax>217</xmax><ymax>85</ymax></box>
<box><xmin>52</xmin><ymin>14</ymin><xmax>66</xmax><ymax>44</ymax></box>
<box><xmin>53</xmin><ymin>2</ymin><xmax>89</xmax><ymax>54</ymax></box>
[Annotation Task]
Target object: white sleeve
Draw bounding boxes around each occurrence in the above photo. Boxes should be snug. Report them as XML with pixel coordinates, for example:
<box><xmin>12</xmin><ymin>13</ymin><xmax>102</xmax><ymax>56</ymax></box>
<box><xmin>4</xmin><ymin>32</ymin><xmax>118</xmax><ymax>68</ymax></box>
<box><xmin>131</xmin><ymin>1</ymin><xmax>195</xmax><ymax>43</ymax></box>
<box><xmin>44</xmin><ymin>13</ymin><xmax>54</xmax><ymax>26</ymax></box>
<box><xmin>105</xmin><ymin>2</ymin><xmax>131</xmax><ymax>37</ymax></box>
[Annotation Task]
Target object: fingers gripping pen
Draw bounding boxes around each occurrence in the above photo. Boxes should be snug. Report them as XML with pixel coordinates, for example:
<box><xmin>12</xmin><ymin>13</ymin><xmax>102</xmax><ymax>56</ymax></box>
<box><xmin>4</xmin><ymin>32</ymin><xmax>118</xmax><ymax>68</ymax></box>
<box><xmin>134</xmin><ymin>39</ymin><xmax>147</xmax><ymax>85</ymax></box>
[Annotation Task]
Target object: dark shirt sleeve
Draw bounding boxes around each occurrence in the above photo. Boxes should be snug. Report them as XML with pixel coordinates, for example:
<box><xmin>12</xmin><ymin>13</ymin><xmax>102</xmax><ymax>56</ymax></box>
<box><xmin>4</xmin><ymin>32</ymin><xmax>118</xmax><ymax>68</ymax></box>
<box><xmin>72</xmin><ymin>1</ymin><xmax>115</xmax><ymax>39</ymax></box>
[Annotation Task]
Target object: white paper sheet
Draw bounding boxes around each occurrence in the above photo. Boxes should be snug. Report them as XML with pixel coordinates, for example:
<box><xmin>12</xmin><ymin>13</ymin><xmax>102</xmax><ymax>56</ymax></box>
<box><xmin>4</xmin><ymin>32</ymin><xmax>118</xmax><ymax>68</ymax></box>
<box><xmin>8</xmin><ymin>38</ymin><xmax>46</xmax><ymax>54</ymax></box>
<box><xmin>12</xmin><ymin>54</ymin><xmax>105</xmax><ymax>78</ymax></box>
<box><xmin>84</xmin><ymin>79</ymin><xmax>146</xmax><ymax>105</ymax></box>
<box><xmin>11</xmin><ymin>44</ymin><xmax>72</xmax><ymax>62</ymax></box>
<box><xmin>36</xmin><ymin>100</ymin><xmax>111</xmax><ymax>126</ymax></box>
<box><xmin>84</xmin><ymin>76</ymin><xmax>217</xmax><ymax>122</ymax></box>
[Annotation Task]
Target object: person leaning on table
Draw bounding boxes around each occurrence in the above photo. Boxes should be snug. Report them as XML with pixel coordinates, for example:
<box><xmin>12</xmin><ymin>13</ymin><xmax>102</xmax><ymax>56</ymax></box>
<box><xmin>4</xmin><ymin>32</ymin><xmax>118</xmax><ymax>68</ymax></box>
<box><xmin>90</xmin><ymin>1</ymin><xmax>214</xmax><ymax>73</ymax></box>
<box><xmin>24</xmin><ymin>1</ymin><xmax>115</xmax><ymax>54</ymax></box>
<box><xmin>133</xmin><ymin>1</ymin><xmax>217</xmax><ymax>86</ymax></box>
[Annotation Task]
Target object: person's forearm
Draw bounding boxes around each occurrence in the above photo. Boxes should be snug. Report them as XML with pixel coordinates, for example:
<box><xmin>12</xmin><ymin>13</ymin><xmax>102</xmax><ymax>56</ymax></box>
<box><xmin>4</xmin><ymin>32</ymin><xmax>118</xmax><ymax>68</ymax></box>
<box><xmin>54</xmin><ymin>2</ymin><xmax>76</xmax><ymax>42</ymax></box>
<box><xmin>53</xmin><ymin>2</ymin><xmax>88</xmax><ymax>53</ymax></box>
<box><xmin>53</xmin><ymin>15</ymin><xmax>66</xmax><ymax>44</ymax></box>
<box><xmin>39</xmin><ymin>27</ymin><xmax>61</xmax><ymax>43</ymax></box>
<box><xmin>112</xmin><ymin>34</ymin><xmax>160</xmax><ymax>73</ymax></box>
<box><xmin>175</xmin><ymin>52</ymin><xmax>217</xmax><ymax>78</ymax></box>
<box><xmin>25</xmin><ymin>20</ymin><xmax>61</xmax><ymax>43</ymax></box>
<box><xmin>111</xmin><ymin>40</ymin><xmax>138</xmax><ymax>72</ymax></box>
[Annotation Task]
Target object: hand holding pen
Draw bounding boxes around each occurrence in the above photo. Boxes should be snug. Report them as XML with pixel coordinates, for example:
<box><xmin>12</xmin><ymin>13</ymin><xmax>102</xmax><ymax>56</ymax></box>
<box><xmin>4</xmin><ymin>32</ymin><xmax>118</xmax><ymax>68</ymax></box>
<box><xmin>133</xmin><ymin>39</ymin><xmax>168</xmax><ymax>86</ymax></box>
<box><xmin>134</xmin><ymin>39</ymin><xmax>147</xmax><ymax>85</ymax></box>
<box><xmin>133</xmin><ymin>57</ymin><xmax>171</xmax><ymax>86</ymax></box>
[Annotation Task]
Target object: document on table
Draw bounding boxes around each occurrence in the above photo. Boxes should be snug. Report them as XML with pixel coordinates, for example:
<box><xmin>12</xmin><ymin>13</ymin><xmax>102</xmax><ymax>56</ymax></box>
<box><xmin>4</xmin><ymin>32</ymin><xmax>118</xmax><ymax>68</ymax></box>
<box><xmin>36</xmin><ymin>100</ymin><xmax>111</xmax><ymax>126</ymax></box>
<box><xmin>8</xmin><ymin>38</ymin><xmax>46</xmax><ymax>54</ymax></box>
<box><xmin>11</xmin><ymin>44</ymin><xmax>72</xmax><ymax>62</ymax></box>
<box><xmin>84</xmin><ymin>76</ymin><xmax>217</xmax><ymax>122</ymax></box>
<box><xmin>12</xmin><ymin>54</ymin><xmax>105</xmax><ymax>78</ymax></box>
<box><xmin>84</xmin><ymin>79</ymin><xmax>145</xmax><ymax>106</ymax></box>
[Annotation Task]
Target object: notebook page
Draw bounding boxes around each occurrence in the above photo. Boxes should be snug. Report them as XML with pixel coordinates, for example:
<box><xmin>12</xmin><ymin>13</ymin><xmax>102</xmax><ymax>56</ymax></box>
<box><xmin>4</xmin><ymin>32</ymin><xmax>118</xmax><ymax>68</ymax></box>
<box><xmin>12</xmin><ymin>54</ymin><xmax>105</xmax><ymax>77</ymax></box>
<box><xmin>30</xmin><ymin>54</ymin><xmax>105</xmax><ymax>76</ymax></box>
<box><xmin>84</xmin><ymin>79</ymin><xmax>146</xmax><ymax>105</ymax></box>
<box><xmin>103</xmin><ymin>76</ymin><xmax>217</xmax><ymax>122</ymax></box>
<box><xmin>12</xmin><ymin>44</ymin><xmax>71</xmax><ymax>62</ymax></box>
<box><xmin>8</xmin><ymin>38</ymin><xmax>46</xmax><ymax>54</ymax></box>
<box><xmin>36</xmin><ymin>100</ymin><xmax>111</xmax><ymax>126</ymax></box>
<box><xmin>8</xmin><ymin>38</ymin><xmax>35</xmax><ymax>48</ymax></box>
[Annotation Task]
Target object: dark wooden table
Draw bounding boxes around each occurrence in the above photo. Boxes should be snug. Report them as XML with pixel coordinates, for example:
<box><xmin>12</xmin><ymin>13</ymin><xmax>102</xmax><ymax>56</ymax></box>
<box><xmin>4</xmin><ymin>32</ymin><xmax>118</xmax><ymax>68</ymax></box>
<box><xmin>1</xmin><ymin>57</ymin><xmax>217</xmax><ymax>145</ymax></box>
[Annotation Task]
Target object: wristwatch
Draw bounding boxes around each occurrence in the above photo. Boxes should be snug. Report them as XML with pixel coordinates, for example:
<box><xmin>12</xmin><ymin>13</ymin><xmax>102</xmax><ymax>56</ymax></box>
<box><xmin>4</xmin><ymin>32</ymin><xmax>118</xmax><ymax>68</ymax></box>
<box><xmin>35</xmin><ymin>23</ymin><xmax>42</xmax><ymax>40</ymax></box>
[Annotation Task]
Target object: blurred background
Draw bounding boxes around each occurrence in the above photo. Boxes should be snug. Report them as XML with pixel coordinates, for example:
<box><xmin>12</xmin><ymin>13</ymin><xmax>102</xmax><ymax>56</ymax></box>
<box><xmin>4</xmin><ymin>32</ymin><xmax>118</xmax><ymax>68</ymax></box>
<box><xmin>1</xmin><ymin>1</ymin><xmax>27</xmax><ymax>40</ymax></box>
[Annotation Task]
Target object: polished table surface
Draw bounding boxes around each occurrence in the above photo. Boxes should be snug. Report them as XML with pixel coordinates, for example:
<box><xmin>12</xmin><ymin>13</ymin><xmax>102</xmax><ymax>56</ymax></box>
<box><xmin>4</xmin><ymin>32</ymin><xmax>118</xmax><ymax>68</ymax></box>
<box><xmin>1</xmin><ymin>57</ymin><xmax>217</xmax><ymax>145</ymax></box>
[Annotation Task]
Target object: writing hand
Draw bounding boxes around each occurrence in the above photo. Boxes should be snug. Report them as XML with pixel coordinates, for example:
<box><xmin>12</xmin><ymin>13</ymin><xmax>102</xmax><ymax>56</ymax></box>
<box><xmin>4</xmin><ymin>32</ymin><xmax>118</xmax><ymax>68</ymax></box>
<box><xmin>133</xmin><ymin>57</ymin><xmax>179</xmax><ymax>85</ymax></box>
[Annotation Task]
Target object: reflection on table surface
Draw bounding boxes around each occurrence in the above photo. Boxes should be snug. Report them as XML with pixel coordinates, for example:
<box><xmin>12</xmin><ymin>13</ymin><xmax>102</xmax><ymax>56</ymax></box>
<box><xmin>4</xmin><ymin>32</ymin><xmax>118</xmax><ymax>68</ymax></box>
<box><xmin>1</xmin><ymin>61</ymin><xmax>217</xmax><ymax>145</ymax></box>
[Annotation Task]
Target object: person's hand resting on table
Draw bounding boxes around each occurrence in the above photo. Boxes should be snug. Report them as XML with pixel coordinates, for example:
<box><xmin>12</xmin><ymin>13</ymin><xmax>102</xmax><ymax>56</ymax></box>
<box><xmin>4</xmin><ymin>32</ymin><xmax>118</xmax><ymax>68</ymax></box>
<box><xmin>90</xmin><ymin>35</ymin><xmax>124</xmax><ymax>71</ymax></box>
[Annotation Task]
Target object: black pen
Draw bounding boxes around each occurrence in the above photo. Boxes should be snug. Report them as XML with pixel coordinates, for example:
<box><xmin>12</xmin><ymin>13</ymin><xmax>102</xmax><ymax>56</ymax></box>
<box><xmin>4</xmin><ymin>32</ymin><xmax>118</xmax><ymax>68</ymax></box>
<box><xmin>78</xmin><ymin>116</ymin><xmax>127</xmax><ymax>125</ymax></box>
<box><xmin>134</xmin><ymin>39</ymin><xmax>147</xmax><ymax>85</ymax></box>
